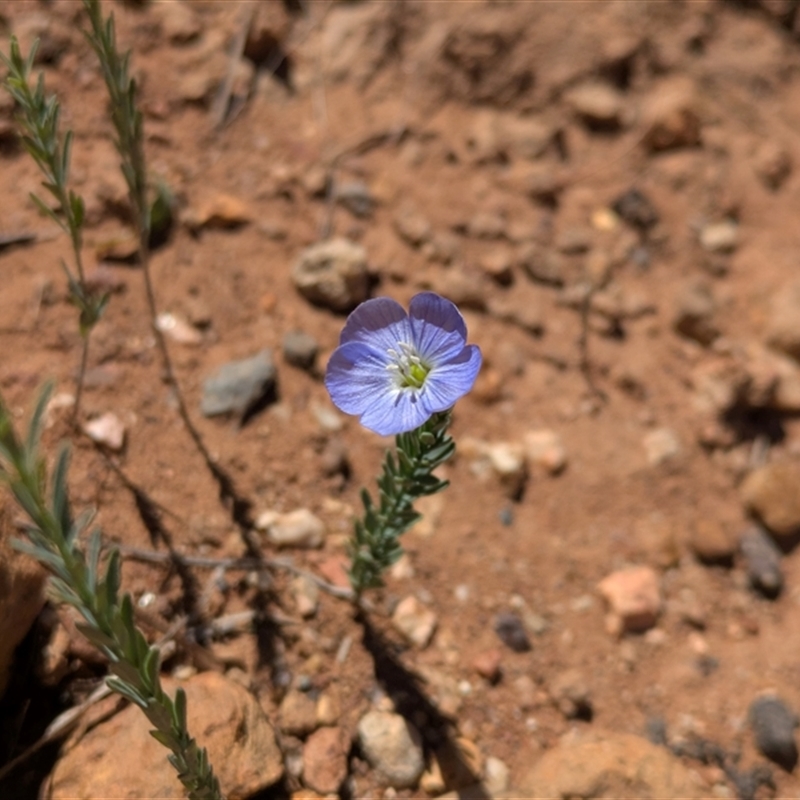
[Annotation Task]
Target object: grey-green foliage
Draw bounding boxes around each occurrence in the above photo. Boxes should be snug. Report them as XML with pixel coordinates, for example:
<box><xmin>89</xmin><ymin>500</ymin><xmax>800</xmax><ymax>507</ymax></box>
<box><xmin>0</xmin><ymin>36</ymin><xmax>107</xmax><ymax>338</ymax></box>
<box><xmin>0</xmin><ymin>385</ymin><xmax>223</xmax><ymax>800</ymax></box>
<box><xmin>349</xmin><ymin>411</ymin><xmax>456</xmax><ymax>595</ymax></box>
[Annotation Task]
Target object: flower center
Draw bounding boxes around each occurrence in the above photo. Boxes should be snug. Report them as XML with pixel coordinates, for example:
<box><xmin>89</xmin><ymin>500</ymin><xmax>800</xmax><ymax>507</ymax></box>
<box><xmin>386</xmin><ymin>342</ymin><xmax>431</xmax><ymax>389</ymax></box>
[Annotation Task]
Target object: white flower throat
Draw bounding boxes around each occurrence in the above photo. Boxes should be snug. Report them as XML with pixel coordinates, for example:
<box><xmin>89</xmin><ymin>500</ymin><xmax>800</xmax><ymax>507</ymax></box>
<box><xmin>386</xmin><ymin>342</ymin><xmax>431</xmax><ymax>389</ymax></box>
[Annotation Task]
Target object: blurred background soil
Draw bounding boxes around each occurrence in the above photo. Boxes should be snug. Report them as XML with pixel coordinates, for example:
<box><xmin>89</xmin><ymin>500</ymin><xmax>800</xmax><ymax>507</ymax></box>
<box><xmin>3</xmin><ymin>0</ymin><xmax>800</xmax><ymax>798</ymax></box>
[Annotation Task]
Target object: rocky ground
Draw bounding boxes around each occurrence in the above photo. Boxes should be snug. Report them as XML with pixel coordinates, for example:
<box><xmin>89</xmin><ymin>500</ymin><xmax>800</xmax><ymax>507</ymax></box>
<box><xmin>3</xmin><ymin>0</ymin><xmax>800</xmax><ymax>798</ymax></box>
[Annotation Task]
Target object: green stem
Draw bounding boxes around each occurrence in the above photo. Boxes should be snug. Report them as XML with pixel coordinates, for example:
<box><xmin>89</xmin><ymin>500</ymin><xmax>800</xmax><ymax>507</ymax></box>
<box><xmin>349</xmin><ymin>411</ymin><xmax>455</xmax><ymax>596</ymax></box>
<box><xmin>0</xmin><ymin>387</ymin><xmax>223</xmax><ymax>800</ymax></box>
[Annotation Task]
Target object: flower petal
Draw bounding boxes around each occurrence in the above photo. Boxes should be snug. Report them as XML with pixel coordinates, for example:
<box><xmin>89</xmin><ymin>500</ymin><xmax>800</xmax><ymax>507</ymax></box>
<box><xmin>419</xmin><ymin>344</ymin><xmax>482</xmax><ymax>414</ymax></box>
<box><xmin>338</xmin><ymin>296</ymin><xmax>411</xmax><ymax>352</ymax></box>
<box><xmin>408</xmin><ymin>292</ymin><xmax>469</xmax><ymax>365</ymax></box>
<box><xmin>325</xmin><ymin>342</ymin><xmax>392</xmax><ymax>415</ymax></box>
<box><xmin>358</xmin><ymin>388</ymin><xmax>433</xmax><ymax>436</ymax></box>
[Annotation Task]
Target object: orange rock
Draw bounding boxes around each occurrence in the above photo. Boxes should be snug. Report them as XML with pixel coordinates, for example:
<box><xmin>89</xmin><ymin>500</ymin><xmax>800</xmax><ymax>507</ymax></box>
<box><xmin>50</xmin><ymin>671</ymin><xmax>283</xmax><ymax>800</ymax></box>
<box><xmin>597</xmin><ymin>566</ymin><xmax>661</xmax><ymax>635</ymax></box>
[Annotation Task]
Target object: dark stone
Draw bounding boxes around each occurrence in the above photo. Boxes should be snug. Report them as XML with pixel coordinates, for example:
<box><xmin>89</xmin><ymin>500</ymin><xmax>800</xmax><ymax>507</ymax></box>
<box><xmin>493</xmin><ymin>612</ymin><xmax>531</xmax><ymax>652</ymax></box>
<box><xmin>750</xmin><ymin>695</ymin><xmax>798</xmax><ymax>771</ymax></box>
<box><xmin>200</xmin><ymin>350</ymin><xmax>277</xmax><ymax>418</ymax></box>
<box><xmin>645</xmin><ymin>715</ymin><xmax>668</xmax><ymax>747</ymax></box>
<box><xmin>741</xmin><ymin>524</ymin><xmax>783</xmax><ymax>599</ymax></box>
<box><xmin>612</xmin><ymin>188</ymin><xmax>659</xmax><ymax>231</ymax></box>
<box><xmin>335</xmin><ymin>182</ymin><xmax>375</xmax><ymax>218</ymax></box>
<box><xmin>282</xmin><ymin>330</ymin><xmax>319</xmax><ymax>371</ymax></box>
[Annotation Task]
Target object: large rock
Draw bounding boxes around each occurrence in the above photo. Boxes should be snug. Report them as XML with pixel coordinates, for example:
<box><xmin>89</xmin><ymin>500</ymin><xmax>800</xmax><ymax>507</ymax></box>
<box><xmin>0</xmin><ymin>500</ymin><xmax>46</xmax><ymax>699</ymax></box>
<box><xmin>291</xmin><ymin>238</ymin><xmax>370</xmax><ymax>312</ymax></box>
<box><xmin>520</xmin><ymin>730</ymin><xmax>706</xmax><ymax>798</ymax></box>
<box><xmin>50</xmin><ymin>671</ymin><xmax>283</xmax><ymax>800</ymax></box>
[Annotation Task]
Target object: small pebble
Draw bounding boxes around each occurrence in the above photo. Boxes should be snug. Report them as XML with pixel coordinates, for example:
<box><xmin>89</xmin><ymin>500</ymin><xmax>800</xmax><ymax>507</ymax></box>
<box><xmin>750</xmin><ymin>695</ymin><xmax>798</xmax><ymax>771</ymax></box>
<box><xmin>291</xmin><ymin>238</ymin><xmax>369</xmax><ymax>312</ymax></box>
<box><xmin>689</xmin><ymin>519</ymin><xmax>735</xmax><ymax>565</ymax></box>
<box><xmin>184</xmin><ymin>193</ymin><xmax>250</xmax><ymax>230</ymax></box>
<box><xmin>485</xmin><ymin>441</ymin><xmax>528</xmax><ymax>499</ymax></box>
<box><xmin>643</xmin><ymin>428</ymin><xmax>681</xmax><ymax>466</ymax></box>
<box><xmin>740</xmin><ymin>525</ymin><xmax>783</xmax><ymax>599</ymax></box>
<box><xmin>468</xmin><ymin>211</ymin><xmax>506</xmax><ymax>240</ymax></box>
<box><xmin>279</xmin><ymin>689</ymin><xmax>318</xmax><ymax>737</ymax></box>
<box><xmin>155</xmin><ymin>312</ymin><xmax>203</xmax><ymax>346</ymax></box>
<box><xmin>741</xmin><ymin>461</ymin><xmax>800</xmax><ymax>541</ymax></box>
<box><xmin>200</xmin><ymin>351</ymin><xmax>277</xmax><ymax>418</ymax></box>
<box><xmin>311</xmin><ymin>403</ymin><xmax>343</xmax><ymax>432</ymax></box>
<box><xmin>550</xmin><ymin>668</ymin><xmax>593</xmax><ymax>720</ymax></box>
<box><xmin>523</xmin><ymin>429</ymin><xmax>567</xmax><ymax>475</ymax></box>
<box><xmin>612</xmin><ymin>188</ymin><xmax>660</xmax><ymax>230</ymax></box>
<box><xmin>753</xmin><ymin>140</ymin><xmax>792</xmax><ymax>191</ymax></box>
<box><xmin>357</xmin><ymin>710</ymin><xmax>425</xmax><ymax>789</ymax></box>
<box><xmin>303</xmin><ymin>726</ymin><xmax>349</xmax><ymax>795</ymax></box>
<box><xmin>393</xmin><ymin>207</ymin><xmax>432</xmax><ymax>247</ymax></box>
<box><xmin>566</xmin><ymin>81</ymin><xmax>626</xmax><ymax>130</ymax></box>
<box><xmin>316</xmin><ymin>692</ymin><xmax>339</xmax><ymax>727</ymax></box>
<box><xmin>160</xmin><ymin>1</ymin><xmax>202</xmax><ymax>43</ymax></box>
<box><xmin>673</xmin><ymin>282</ymin><xmax>718</xmax><ymax>346</ymax></box>
<box><xmin>765</xmin><ymin>279</ymin><xmax>800</xmax><ymax>361</ymax></box>
<box><xmin>319</xmin><ymin>438</ymin><xmax>349</xmax><ymax>478</ymax></box>
<box><xmin>700</xmin><ymin>220</ymin><xmax>739</xmax><ymax>254</ymax></box>
<box><xmin>392</xmin><ymin>596</ymin><xmax>437</xmax><ymax>648</ymax></box>
<box><xmin>484</xmin><ymin>756</ymin><xmax>510</xmax><ymax>795</ymax></box>
<box><xmin>494</xmin><ymin>612</ymin><xmax>531</xmax><ymax>652</ymax></box>
<box><xmin>256</xmin><ymin>508</ymin><xmax>325</xmax><ymax>549</ymax></box>
<box><xmin>472</xmin><ymin>649</ymin><xmax>502</xmax><ymax>683</ymax></box>
<box><xmin>282</xmin><ymin>330</ymin><xmax>319</xmax><ymax>371</ymax></box>
<box><xmin>645</xmin><ymin>715</ymin><xmax>668</xmax><ymax>746</ymax></box>
<box><xmin>291</xmin><ymin>575</ymin><xmax>320</xmax><ymax>618</ymax></box>
<box><xmin>83</xmin><ymin>412</ymin><xmax>126</xmax><ymax>451</ymax></box>
<box><xmin>598</xmin><ymin>566</ymin><xmax>661</xmax><ymax>635</ymax></box>
<box><xmin>517</xmin><ymin>242</ymin><xmax>564</xmax><ymax>286</ymax></box>
<box><xmin>642</xmin><ymin>76</ymin><xmax>701</xmax><ymax>151</ymax></box>
<box><xmin>335</xmin><ymin>181</ymin><xmax>374</xmax><ymax>218</ymax></box>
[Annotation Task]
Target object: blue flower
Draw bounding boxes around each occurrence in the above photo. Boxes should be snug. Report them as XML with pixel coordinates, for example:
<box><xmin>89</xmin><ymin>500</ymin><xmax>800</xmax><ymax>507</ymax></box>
<box><xmin>325</xmin><ymin>292</ymin><xmax>482</xmax><ymax>436</ymax></box>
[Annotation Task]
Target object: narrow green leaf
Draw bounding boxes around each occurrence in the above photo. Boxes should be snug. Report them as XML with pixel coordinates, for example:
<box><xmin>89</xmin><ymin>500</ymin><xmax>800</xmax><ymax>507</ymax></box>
<box><xmin>109</xmin><ymin>658</ymin><xmax>142</xmax><ymax>689</ymax></box>
<box><xmin>75</xmin><ymin>621</ymin><xmax>116</xmax><ymax>653</ymax></box>
<box><xmin>104</xmin><ymin>548</ymin><xmax>121</xmax><ymax>609</ymax></box>
<box><xmin>119</xmin><ymin>590</ymin><xmax>134</xmax><ymax>632</ymax></box>
<box><xmin>11</xmin><ymin>482</ymin><xmax>44</xmax><ymax>527</ymax></box>
<box><xmin>132</xmin><ymin>629</ymin><xmax>150</xmax><ymax>666</ymax></box>
<box><xmin>24</xmin><ymin>383</ymin><xmax>53</xmax><ymax>460</ymax></box>
<box><xmin>105</xmin><ymin>675</ymin><xmax>147</xmax><ymax>708</ymax></box>
<box><xmin>12</xmin><ymin>538</ymin><xmax>62</xmax><ymax>572</ymax></box>
<box><xmin>174</xmin><ymin>687</ymin><xmax>188</xmax><ymax>732</ymax></box>
<box><xmin>149</xmin><ymin>728</ymin><xmax>179</xmax><ymax>751</ymax></box>
<box><xmin>61</xmin><ymin>129</ymin><xmax>72</xmax><ymax>185</ymax></box>
<box><xmin>86</xmin><ymin>527</ymin><xmax>101</xmax><ymax>592</ymax></box>
<box><xmin>47</xmin><ymin>576</ymin><xmax>82</xmax><ymax>607</ymax></box>
<box><xmin>142</xmin><ymin>647</ymin><xmax>160</xmax><ymax>693</ymax></box>
<box><xmin>50</xmin><ymin>445</ymin><xmax>71</xmax><ymax>537</ymax></box>
<box><xmin>29</xmin><ymin>193</ymin><xmax>61</xmax><ymax>226</ymax></box>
